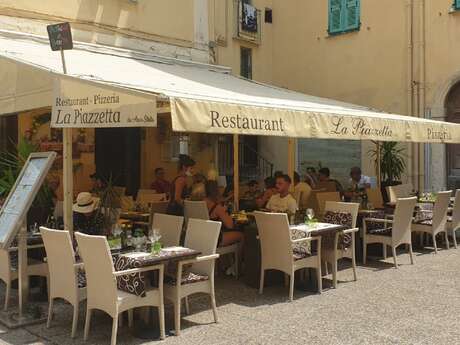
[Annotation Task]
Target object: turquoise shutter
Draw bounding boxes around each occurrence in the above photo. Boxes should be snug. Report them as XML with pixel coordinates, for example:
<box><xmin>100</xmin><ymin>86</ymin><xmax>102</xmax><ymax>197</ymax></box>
<box><xmin>343</xmin><ymin>0</ymin><xmax>360</xmax><ymax>31</ymax></box>
<box><xmin>456</xmin><ymin>0</ymin><xmax>460</xmax><ymax>10</ymax></box>
<box><xmin>328</xmin><ymin>0</ymin><xmax>343</xmax><ymax>34</ymax></box>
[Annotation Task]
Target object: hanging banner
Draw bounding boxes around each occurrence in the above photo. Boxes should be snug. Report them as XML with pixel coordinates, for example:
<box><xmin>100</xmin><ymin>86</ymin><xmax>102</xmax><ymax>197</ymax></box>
<box><xmin>51</xmin><ymin>77</ymin><xmax>157</xmax><ymax>128</ymax></box>
<box><xmin>171</xmin><ymin>97</ymin><xmax>460</xmax><ymax>143</ymax></box>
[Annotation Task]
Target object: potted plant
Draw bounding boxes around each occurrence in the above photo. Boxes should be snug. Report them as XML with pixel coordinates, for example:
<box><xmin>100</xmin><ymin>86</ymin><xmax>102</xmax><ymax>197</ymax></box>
<box><xmin>369</xmin><ymin>141</ymin><xmax>406</xmax><ymax>202</ymax></box>
<box><xmin>94</xmin><ymin>176</ymin><xmax>123</xmax><ymax>235</ymax></box>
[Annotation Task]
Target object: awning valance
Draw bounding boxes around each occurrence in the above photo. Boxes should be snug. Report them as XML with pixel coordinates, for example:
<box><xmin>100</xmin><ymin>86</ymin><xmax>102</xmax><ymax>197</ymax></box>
<box><xmin>0</xmin><ymin>29</ymin><xmax>459</xmax><ymax>143</ymax></box>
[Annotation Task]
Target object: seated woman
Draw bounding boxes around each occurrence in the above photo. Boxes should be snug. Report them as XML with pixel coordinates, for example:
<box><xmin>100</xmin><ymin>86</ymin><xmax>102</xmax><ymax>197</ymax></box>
<box><xmin>204</xmin><ymin>180</ymin><xmax>244</xmax><ymax>247</ymax></box>
<box><xmin>73</xmin><ymin>192</ymin><xmax>104</xmax><ymax>235</ymax></box>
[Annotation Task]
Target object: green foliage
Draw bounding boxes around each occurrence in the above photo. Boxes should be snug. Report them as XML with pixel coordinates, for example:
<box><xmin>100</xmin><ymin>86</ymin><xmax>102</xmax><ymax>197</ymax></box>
<box><xmin>94</xmin><ymin>176</ymin><xmax>122</xmax><ymax>233</ymax></box>
<box><xmin>0</xmin><ymin>139</ymin><xmax>54</xmax><ymax>209</ymax></box>
<box><xmin>369</xmin><ymin>141</ymin><xmax>406</xmax><ymax>183</ymax></box>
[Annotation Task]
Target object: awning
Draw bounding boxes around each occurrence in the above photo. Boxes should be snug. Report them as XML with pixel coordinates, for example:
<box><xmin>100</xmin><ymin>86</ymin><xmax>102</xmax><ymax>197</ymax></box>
<box><xmin>1</xmin><ymin>29</ymin><xmax>459</xmax><ymax>143</ymax></box>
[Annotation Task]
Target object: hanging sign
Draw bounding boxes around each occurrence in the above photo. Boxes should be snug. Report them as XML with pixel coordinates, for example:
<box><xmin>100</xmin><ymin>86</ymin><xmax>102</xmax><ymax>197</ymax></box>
<box><xmin>51</xmin><ymin>77</ymin><xmax>157</xmax><ymax>128</ymax></box>
<box><xmin>47</xmin><ymin>22</ymin><xmax>73</xmax><ymax>51</ymax></box>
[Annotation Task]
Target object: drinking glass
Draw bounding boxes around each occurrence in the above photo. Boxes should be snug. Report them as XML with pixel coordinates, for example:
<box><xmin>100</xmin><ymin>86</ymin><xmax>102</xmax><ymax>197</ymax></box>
<box><xmin>306</xmin><ymin>209</ymin><xmax>315</xmax><ymax>221</ymax></box>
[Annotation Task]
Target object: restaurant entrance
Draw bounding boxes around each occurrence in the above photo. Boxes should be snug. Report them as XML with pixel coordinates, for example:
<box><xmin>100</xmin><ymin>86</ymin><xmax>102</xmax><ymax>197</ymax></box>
<box><xmin>95</xmin><ymin>127</ymin><xmax>141</xmax><ymax>196</ymax></box>
<box><xmin>445</xmin><ymin>82</ymin><xmax>460</xmax><ymax>190</ymax></box>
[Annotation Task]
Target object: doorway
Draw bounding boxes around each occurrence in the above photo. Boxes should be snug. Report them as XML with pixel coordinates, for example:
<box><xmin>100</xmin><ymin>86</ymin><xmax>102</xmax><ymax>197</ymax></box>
<box><xmin>95</xmin><ymin>128</ymin><xmax>141</xmax><ymax>196</ymax></box>
<box><xmin>445</xmin><ymin>82</ymin><xmax>460</xmax><ymax>190</ymax></box>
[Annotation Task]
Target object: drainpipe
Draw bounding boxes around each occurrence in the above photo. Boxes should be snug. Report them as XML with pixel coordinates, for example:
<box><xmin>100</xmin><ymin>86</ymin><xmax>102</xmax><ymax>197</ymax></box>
<box><xmin>418</xmin><ymin>0</ymin><xmax>426</xmax><ymax>192</ymax></box>
<box><xmin>407</xmin><ymin>0</ymin><xmax>415</xmax><ymax>187</ymax></box>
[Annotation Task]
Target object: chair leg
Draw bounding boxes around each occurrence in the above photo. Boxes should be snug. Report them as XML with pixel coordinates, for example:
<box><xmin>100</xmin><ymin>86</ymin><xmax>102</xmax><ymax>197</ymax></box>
<box><xmin>453</xmin><ymin>230</ymin><xmax>458</xmax><ymax>249</ymax></box>
<box><xmin>84</xmin><ymin>308</ymin><xmax>92</xmax><ymax>341</ymax></box>
<box><xmin>158</xmin><ymin>301</ymin><xmax>165</xmax><ymax>340</ymax></box>
<box><xmin>352</xmin><ymin>252</ymin><xmax>357</xmax><ymax>282</ymax></box>
<box><xmin>409</xmin><ymin>243</ymin><xmax>415</xmax><ymax>265</ymax></box>
<box><xmin>317</xmin><ymin>266</ymin><xmax>322</xmax><ymax>294</ymax></box>
<box><xmin>4</xmin><ymin>282</ymin><xmax>10</xmax><ymax>311</ymax></box>
<box><xmin>433</xmin><ymin>234</ymin><xmax>438</xmax><ymax>254</ymax></box>
<box><xmin>382</xmin><ymin>244</ymin><xmax>387</xmax><ymax>259</ymax></box>
<box><xmin>324</xmin><ymin>261</ymin><xmax>329</xmax><ymax>276</ymax></box>
<box><xmin>259</xmin><ymin>268</ymin><xmax>265</xmax><ymax>295</ymax></box>
<box><xmin>184</xmin><ymin>296</ymin><xmax>190</xmax><ymax>315</ymax></box>
<box><xmin>363</xmin><ymin>242</ymin><xmax>367</xmax><ymax>265</ymax></box>
<box><xmin>234</xmin><ymin>250</ymin><xmax>239</xmax><ymax>279</ymax></box>
<box><xmin>445</xmin><ymin>231</ymin><xmax>450</xmax><ymax>250</ymax></box>
<box><xmin>210</xmin><ymin>279</ymin><xmax>218</xmax><ymax>323</ymax></box>
<box><xmin>332</xmin><ymin>261</ymin><xmax>338</xmax><ymax>288</ymax></box>
<box><xmin>111</xmin><ymin>314</ymin><xmax>118</xmax><ymax>345</ymax></box>
<box><xmin>174</xmin><ymin>296</ymin><xmax>181</xmax><ymax>336</ymax></box>
<box><xmin>46</xmin><ymin>298</ymin><xmax>54</xmax><ymax>328</ymax></box>
<box><xmin>71</xmin><ymin>302</ymin><xmax>79</xmax><ymax>338</ymax></box>
<box><xmin>128</xmin><ymin>309</ymin><xmax>133</xmax><ymax>328</ymax></box>
<box><xmin>289</xmin><ymin>271</ymin><xmax>295</xmax><ymax>302</ymax></box>
<box><xmin>419</xmin><ymin>232</ymin><xmax>424</xmax><ymax>247</ymax></box>
<box><xmin>392</xmin><ymin>246</ymin><xmax>398</xmax><ymax>269</ymax></box>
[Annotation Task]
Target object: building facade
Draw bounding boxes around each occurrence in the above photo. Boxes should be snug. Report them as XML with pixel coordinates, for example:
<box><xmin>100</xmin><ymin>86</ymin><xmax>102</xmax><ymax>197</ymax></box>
<box><xmin>1</xmin><ymin>0</ymin><xmax>460</xmax><ymax>192</ymax></box>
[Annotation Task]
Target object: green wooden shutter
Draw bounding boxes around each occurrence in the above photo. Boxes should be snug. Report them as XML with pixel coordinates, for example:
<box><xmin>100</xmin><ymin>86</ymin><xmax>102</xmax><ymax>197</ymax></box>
<box><xmin>456</xmin><ymin>0</ymin><xmax>460</xmax><ymax>10</ymax></box>
<box><xmin>328</xmin><ymin>0</ymin><xmax>343</xmax><ymax>34</ymax></box>
<box><xmin>343</xmin><ymin>0</ymin><xmax>360</xmax><ymax>31</ymax></box>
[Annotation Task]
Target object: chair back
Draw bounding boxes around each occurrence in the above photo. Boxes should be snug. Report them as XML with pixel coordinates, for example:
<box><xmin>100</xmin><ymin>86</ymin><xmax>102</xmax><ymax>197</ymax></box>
<box><xmin>254</xmin><ymin>211</ymin><xmax>294</xmax><ymax>274</ymax></box>
<box><xmin>120</xmin><ymin>196</ymin><xmax>135</xmax><ymax>211</ymax></box>
<box><xmin>75</xmin><ymin>232</ymin><xmax>118</xmax><ymax>313</ymax></box>
<box><xmin>316</xmin><ymin>192</ymin><xmax>341</xmax><ymax>217</ymax></box>
<box><xmin>386</xmin><ymin>183</ymin><xmax>413</xmax><ymax>203</ymax></box>
<box><xmin>432</xmin><ymin>191</ymin><xmax>452</xmax><ymax>233</ymax></box>
<box><xmin>40</xmin><ymin>227</ymin><xmax>79</xmax><ymax>301</ymax></box>
<box><xmin>324</xmin><ymin>201</ymin><xmax>359</xmax><ymax>228</ymax></box>
<box><xmin>152</xmin><ymin>213</ymin><xmax>184</xmax><ymax>247</ymax></box>
<box><xmin>138</xmin><ymin>193</ymin><xmax>167</xmax><ymax>206</ymax></box>
<box><xmin>316</xmin><ymin>181</ymin><xmax>337</xmax><ymax>192</ymax></box>
<box><xmin>392</xmin><ymin>197</ymin><xmax>417</xmax><ymax>245</ymax></box>
<box><xmin>0</xmin><ymin>249</ymin><xmax>11</xmax><ymax>282</ymax></box>
<box><xmin>366</xmin><ymin>188</ymin><xmax>384</xmax><ymax>209</ymax></box>
<box><xmin>184</xmin><ymin>219</ymin><xmax>221</xmax><ymax>276</ymax></box>
<box><xmin>450</xmin><ymin>190</ymin><xmax>460</xmax><ymax>231</ymax></box>
<box><xmin>184</xmin><ymin>200</ymin><xmax>210</xmax><ymax>224</ymax></box>
<box><xmin>148</xmin><ymin>201</ymin><xmax>170</xmax><ymax>228</ymax></box>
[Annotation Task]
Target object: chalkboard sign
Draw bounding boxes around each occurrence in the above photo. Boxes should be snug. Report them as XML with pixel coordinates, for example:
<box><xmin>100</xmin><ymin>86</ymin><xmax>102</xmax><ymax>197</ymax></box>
<box><xmin>46</xmin><ymin>22</ymin><xmax>73</xmax><ymax>51</ymax></box>
<box><xmin>0</xmin><ymin>152</ymin><xmax>57</xmax><ymax>249</ymax></box>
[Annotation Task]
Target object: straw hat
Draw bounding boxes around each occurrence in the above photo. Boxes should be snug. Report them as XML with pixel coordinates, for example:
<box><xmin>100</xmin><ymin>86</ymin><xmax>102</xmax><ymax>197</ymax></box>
<box><xmin>73</xmin><ymin>192</ymin><xmax>97</xmax><ymax>214</ymax></box>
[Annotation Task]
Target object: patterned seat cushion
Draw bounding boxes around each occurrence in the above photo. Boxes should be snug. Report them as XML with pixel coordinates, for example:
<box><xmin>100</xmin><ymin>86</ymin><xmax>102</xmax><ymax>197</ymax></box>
<box><xmin>165</xmin><ymin>272</ymin><xmax>209</xmax><ymax>286</ymax></box>
<box><xmin>77</xmin><ymin>269</ymin><xmax>87</xmax><ymax>288</ymax></box>
<box><xmin>322</xmin><ymin>211</ymin><xmax>352</xmax><ymax>250</ymax></box>
<box><xmin>293</xmin><ymin>247</ymin><xmax>312</xmax><ymax>261</ymax></box>
<box><xmin>114</xmin><ymin>256</ymin><xmax>146</xmax><ymax>297</ymax></box>
<box><xmin>414</xmin><ymin>218</ymin><xmax>433</xmax><ymax>226</ymax></box>
<box><xmin>368</xmin><ymin>227</ymin><xmax>392</xmax><ymax>237</ymax></box>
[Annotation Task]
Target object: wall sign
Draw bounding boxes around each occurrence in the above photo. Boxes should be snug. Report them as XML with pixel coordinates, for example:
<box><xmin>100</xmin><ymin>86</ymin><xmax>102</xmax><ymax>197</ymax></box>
<box><xmin>47</xmin><ymin>22</ymin><xmax>73</xmax><ymax>51</ymax></box>
<box><xmin>0</xmin><ymin>152</ymin><xmax>57</xmax><ymax>249</ymax></box>
<box><xmin>51</xmin><ymin>77</ymin><xmax>157</xmax><ymax>128</ymax></box>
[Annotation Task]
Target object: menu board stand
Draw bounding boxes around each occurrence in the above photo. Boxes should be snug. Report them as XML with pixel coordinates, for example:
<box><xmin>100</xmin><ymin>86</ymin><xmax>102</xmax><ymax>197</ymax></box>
<box><xmin>0</xmin><ymin>152</ymin><xmax>56</xmax><ymax>328</ymax></box>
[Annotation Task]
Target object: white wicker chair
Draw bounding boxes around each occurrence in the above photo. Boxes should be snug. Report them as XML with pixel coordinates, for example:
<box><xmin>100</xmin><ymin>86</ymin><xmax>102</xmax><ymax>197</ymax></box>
<box><xmin>75</xmin><ymin>232</ymin><xmax>165</xmax><ymax>345</ymax></box>
<box><xmin>151</xmin><ymin>213</ymin><xmax>184</xmax><ymax>247</ymax></box>
<box><xmin>447</xmin><ymin>189</ymin><xmax>460</xmax><ymax>248</ymax></box>
<box><xmin>322</xmin><ymin>201</ymin><xmax>359</xmax><ymax>288</ymax></box>
<box><xmin>184</xmin><ymin>200</ymin><xmax>240</xmax><ymax>278</ymax></box>
<box><xmin>386</xmin><ymin>183</ymin><xmax>413</xmax><ymax>203</ymax></box>
<box><xmin>164</xmin><ymin>219</ymin><xmax>221</xmax><ymax>336</ymax></box>
<box><xmin>412</xmin><ymin>191</ymin><xmax>451</xmax><ymax>254</ymax></box>
<box><xmin>254</xmin><ymin>211</ymin><xmax>322</xmax><ymax>302</ymax></box>
<box><xmin>363</xmin><ymin>197</ymin><xmax>417</xmax><ymax>268</ymax></box>
<box><xmin>40</xmin><ymin>227</ymin><xmax>86</xmax><ymax>338</ymax></box>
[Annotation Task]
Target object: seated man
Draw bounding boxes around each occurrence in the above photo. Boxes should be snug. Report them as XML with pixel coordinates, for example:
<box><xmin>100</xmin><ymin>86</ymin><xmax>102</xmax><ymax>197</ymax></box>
<box><xmin>349</xmin><ymin>166</ymin><xmax>371</xmax><ymax>190</ymax></box>
<box><xmin>318</xmin><ymin>167</ymin><xmax>344</xmax><ymax>194</ymax></box>
<box><xmin>256</xmin><ymin>177</ymin><xmax>277</xmax><ymax>209</ymax></box>
<box><xmin>266</xmin><ymin>174</ymin><xmax>298</xmax><ymax>214</ymax></box>
<box><xmin>293</xmin><ymin>172</ymin><xmax>312</xmax><ymax>209</ymax></box>
<box><xmin>150</xmin><ymin>167</ymin><xmax>171</xmax><ymax>195</ymax></box>
<box><xmin>73</xmin><ymin>192</ymin><xmax>104</xmax><ymax>236</ymax></box>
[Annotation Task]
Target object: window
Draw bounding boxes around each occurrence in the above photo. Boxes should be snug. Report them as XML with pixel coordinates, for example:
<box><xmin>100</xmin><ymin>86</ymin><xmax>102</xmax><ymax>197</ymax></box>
<box><xmin>455</xmin><ymin>0</ymin><xmax>460</xmax><ymax>10</ymax></box>
<box><xmin>328</xmin><ymin>0</ymin><xmax>360</xmax><ymax>35</ymax></box>
<box><xmin>265</xmin><ymin>8</ymin><xmax>273</xmax><ymax>23</ymax></box>
<box><xmin>240</xmin><ymin>47</ymin><xmax>252</xmax><ymax>79</ymax></box>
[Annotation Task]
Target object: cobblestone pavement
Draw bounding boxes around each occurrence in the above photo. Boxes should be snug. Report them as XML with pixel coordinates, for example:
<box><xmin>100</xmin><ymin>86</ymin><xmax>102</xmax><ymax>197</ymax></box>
<box><xmin>0</xmin><ymin>246</ymin><xmax>459</xmax><ymax>345</ymax></box>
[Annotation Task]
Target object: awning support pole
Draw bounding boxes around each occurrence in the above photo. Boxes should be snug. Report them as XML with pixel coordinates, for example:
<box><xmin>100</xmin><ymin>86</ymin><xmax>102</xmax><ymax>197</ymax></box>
<box><xmin>233</xmin><ymin>134</ymin><xmax>239</xmax><ymax>212</ymax></box>
<box><xmin>376</xmin><ymin>141</ymin><xmax>382</xmax><ymax>191</ymax></box>
<box><xmin>60</xmin><ymin>48</ymin><xmax>73</xmax><ymax>234</ymax></box>
<box><xmin>288</xmin><ymin>138</ymin><xmax>295</xmax><ymax>189</ymax></box>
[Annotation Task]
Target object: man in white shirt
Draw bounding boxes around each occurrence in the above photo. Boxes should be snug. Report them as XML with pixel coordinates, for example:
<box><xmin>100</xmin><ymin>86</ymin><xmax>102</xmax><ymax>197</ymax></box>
<box><xmin>293</xmin><ymin>172</ymin><xmax>312</xmax><ymax>209</ymax></box>
<box><xmin>349</xmin><ymin>166</ymin><xmax>371</xmax><ymax>189</ymax></box>
<box><xmin>266</xmin><ymin>174</ymin><xmax>298</xmax><ymax>214</ymax></box>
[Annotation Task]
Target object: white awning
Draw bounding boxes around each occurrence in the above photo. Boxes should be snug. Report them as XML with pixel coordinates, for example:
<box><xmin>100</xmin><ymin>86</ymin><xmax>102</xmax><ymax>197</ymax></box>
<box><xmin>0</xmin><ymin>29</ymin><xmax>459</xmax><ymax>143</ymax></box>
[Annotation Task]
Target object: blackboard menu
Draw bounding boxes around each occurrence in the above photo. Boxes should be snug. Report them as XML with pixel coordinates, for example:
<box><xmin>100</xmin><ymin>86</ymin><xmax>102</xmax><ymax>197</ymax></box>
<box><xmin>0</xmin><ymin>152</ymin><xmax>56</xmax><ymax>248</ymax></box>
<box><xmin>46</xmin><ymin>22</ymin><xmax>73</xmax><ymax>51</ymax></box>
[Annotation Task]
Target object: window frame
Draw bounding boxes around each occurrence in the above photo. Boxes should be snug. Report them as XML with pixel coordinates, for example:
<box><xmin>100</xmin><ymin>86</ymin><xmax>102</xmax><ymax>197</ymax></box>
<box><xmin>328</xmin><ymin>0</ymin><xmax>361</xmax><ymax>36</ymax></box>
<box><xmin>240</xmin><ymin>47</ymin><xmax>253</xmax><ymax>80</ymax></box>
